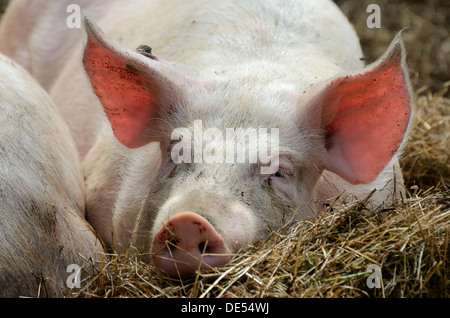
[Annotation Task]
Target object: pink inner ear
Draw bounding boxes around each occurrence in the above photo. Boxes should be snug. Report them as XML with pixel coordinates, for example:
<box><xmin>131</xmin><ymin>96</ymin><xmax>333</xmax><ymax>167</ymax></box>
<box><xmin>83</xmin><ymin>20</ymin><xmax>161</xmax><ymax>149</ymax></box>
<box><xmin>322</xmin><ymin>39</ymin><xmax>412</xmax><ymax>184</ymax></box>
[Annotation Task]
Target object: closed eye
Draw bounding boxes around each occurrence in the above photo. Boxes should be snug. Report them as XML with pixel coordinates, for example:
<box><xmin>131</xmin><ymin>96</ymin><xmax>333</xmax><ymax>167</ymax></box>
<box><xmin>274</xmin><ymin>171</ymin><xmax>288</xmax><ymax>179</ymax></box>
<box><xmin>265</xmin><ymin>168</ymin><xmax>294</xmax><ymax>199</ymax></box>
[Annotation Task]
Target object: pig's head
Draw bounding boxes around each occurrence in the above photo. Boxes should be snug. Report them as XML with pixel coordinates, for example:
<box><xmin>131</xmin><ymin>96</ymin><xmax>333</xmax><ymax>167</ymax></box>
<box><xmin>82</xmin><ymin>17</ymin><xmax>412</xmax><ymax>277</ymax></box>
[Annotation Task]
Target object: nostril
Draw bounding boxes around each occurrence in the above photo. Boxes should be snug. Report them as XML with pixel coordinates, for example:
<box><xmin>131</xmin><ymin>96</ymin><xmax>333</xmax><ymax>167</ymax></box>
<box><xmin>198</xmin><ymin>241</ymin><xmax>207</xmax><ymax>253</ymax></box>
<box><xmin>166</xmin><ymin>239</ymin><xmax>179</xmax><ymax>254</ymax></box>
<box><xmin>198</xmin><ymin>241</ymin><xmax>215</xmax><ymax>254</ymax></box>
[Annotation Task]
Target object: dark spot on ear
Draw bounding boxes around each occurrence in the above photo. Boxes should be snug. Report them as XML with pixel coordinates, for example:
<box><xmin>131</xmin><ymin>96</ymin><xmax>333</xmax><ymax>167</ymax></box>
<box><xmin>136</xmin><ymin>44</ymin><xmax>159</xmax><ymax>60</ymax></box>
<box><xmin>126</xmin><ymin>64</ymin><xmax>139</xmax><ymax>73</ymax></box>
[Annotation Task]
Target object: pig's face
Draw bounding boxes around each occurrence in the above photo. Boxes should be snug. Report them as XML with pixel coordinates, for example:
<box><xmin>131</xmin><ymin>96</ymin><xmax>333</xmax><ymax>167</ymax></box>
<box><xmin>135</xmin><ymin>84</ymin><xmax>321</xmax><ymax>276</ymax></box>
<box><xmin>147</xmin><ymin>85</ymin><xmax>320</xmax><ymax>247</ymax></box>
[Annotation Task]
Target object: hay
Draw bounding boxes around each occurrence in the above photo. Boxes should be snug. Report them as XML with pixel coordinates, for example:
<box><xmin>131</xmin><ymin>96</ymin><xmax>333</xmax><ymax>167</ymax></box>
<box><xmin>337</xmin><ymin>0</ymin><xmax>450</xmax><ymax>95</ymax></box>
<box><xmin>402</xmin><ymin>90</ymin><xmax>450</xmax><ymax>189</ymax></box>
<box><xmin>72</xmin><ymin>0</ymin><xmax>449</xmax><ymax>298</ymax></box>
<box><xmin>73</xmin><ymin>184</ymin><xmax>449</xmax><ymax>298</ymax></box>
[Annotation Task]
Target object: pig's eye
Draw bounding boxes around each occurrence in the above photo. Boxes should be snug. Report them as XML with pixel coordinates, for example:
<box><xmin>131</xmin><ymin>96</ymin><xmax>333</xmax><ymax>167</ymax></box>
<box><xmin>266</xmin><ymin>168</ymin><xmax>294</xmax><ymax>199</ymax></box>
<box><xmin>274</xmin><ymin>171</ymin><xmax>288</xmax><ymax>179</ymax></box>
<box><xmin>272</xmin><ymin>169</ymin><xmax>292</xmax><ymax>180</ymax></box>
<box><xmin>264</xmin><ymin>156</ymin><xmax>294</xmax><ymax>198</ymax></box>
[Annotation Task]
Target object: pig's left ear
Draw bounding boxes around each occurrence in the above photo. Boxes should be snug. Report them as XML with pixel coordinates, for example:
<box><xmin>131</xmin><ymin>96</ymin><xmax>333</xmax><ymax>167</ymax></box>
<box><xmin>310</xmin><ymin>34</ymin><xmax>413</xmax><ymax>184</ymax></box>
<box><xmin>83</xmin><ymin>16</ymin><xmax>197</xmax><ymax>149</ymax></box>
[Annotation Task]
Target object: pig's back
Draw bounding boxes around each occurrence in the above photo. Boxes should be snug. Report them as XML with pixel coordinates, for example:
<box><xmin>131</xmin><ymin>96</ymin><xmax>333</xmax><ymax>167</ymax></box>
<box><xmin>100</xmin><ymin>0</ymin><xmax>364</xmax><ymax>83</ymax></box>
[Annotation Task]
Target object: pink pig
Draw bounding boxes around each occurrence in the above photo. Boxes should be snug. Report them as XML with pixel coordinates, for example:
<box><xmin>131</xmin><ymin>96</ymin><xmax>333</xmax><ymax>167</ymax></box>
<box><xmin>0</xmin><ymin>0</ymin><xmax>412</xmax><ymax>277</ymax></box>
<box><xmin>0</xmin><ymin>53</ymin><xmax>102</xmax><ymax>297</ymax></box>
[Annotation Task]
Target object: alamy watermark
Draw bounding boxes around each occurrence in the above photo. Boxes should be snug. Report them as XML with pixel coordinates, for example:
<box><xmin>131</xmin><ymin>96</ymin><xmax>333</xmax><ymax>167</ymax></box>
<box><xmin>66</xmin><ymin>263</ymin><xmax>383</xmax><ymax>290</ymax></box>
<box><xmin>171</xmin><ymin>120</ymin><xmax>280</xmax><ymax>174</ymax></box>
<box><xmin>366</xmin><ymin>4</ymin><xmax>381</xmax><ymax>29</ymax></box>
<box><xmin>366</xmin><ymin>264</ymin><xmax>382</xmax><ymax>289</ymax></box>
<box><xmin>66</xmin><ymin>264</ymin><xmax>81</xmax><ymax>289</ymax></box>
<box><xmin>66</xmin><ymin>4</ymin><xmax>81</xmax><ymax>29</ymax></box>
<box><xmin>67</xmin><ymin>3</ymin><xmax>382</xmax><ymax>30</ymax></box>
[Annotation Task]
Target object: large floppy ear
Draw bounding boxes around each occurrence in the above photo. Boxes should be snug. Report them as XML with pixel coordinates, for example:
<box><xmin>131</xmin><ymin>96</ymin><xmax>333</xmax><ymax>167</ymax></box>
<box><xmin>83</xmin><ymin>16</ymin><xmax>197</xmax><ymax>149</ymax></box>
<box><xmin>310</xmin><ymin>34</ymin><xmax>413</xmax><ymax>185</ymax></box>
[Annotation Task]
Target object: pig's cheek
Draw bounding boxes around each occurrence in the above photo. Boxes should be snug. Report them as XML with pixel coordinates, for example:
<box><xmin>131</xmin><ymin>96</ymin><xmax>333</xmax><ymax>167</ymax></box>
<box><xmin>221</xmin><ymin>202</ymin><xmax>259</xmax><ymax>251</ymax></box>
<box><xmin>268</xmin><ymin>178</ymin><xmax>295</xmax><ymax>200</ymax></box>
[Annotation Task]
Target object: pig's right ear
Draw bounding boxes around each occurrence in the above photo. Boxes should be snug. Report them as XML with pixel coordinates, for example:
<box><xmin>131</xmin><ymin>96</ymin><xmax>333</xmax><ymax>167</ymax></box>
<box><xmin>82</xmin><ymin>17</ymin><xmax>196</xmax><ymax>149</ymax></box>
<box><xmin>306</xmin><ymin>34</ymin><xmax>413</xmax><ymax>185</ymax></box>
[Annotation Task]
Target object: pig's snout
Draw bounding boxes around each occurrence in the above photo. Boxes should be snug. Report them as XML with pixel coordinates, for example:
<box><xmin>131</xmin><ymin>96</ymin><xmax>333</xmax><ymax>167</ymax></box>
<box><xmin>152</xmin><ymin>212</ymin><xmax>231</xmax><ymax>277</ymax></box>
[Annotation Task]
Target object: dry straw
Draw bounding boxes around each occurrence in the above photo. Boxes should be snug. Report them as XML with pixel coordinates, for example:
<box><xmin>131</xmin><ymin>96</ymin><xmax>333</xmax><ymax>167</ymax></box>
<box><xmin>74</xmin><ymin>0</ymin><xmax>449</xmax><ymax>298</ymax></box>
<box><xmin>74</xmin><ymin>182</ymin><xmax>449</xmax><ymax>298</ymax></box>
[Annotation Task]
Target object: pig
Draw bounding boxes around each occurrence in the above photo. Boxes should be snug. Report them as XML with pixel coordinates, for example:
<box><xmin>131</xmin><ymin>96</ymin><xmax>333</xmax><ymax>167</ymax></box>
<box><xmin>0</xmin><ymin>0</ymin><xmax>413</xmax><ymax>277</ymax></box>
<box><xmin>0</xmin><ymin>53</ymin><xmax>103</xmax><ymax>297</ymax></box>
